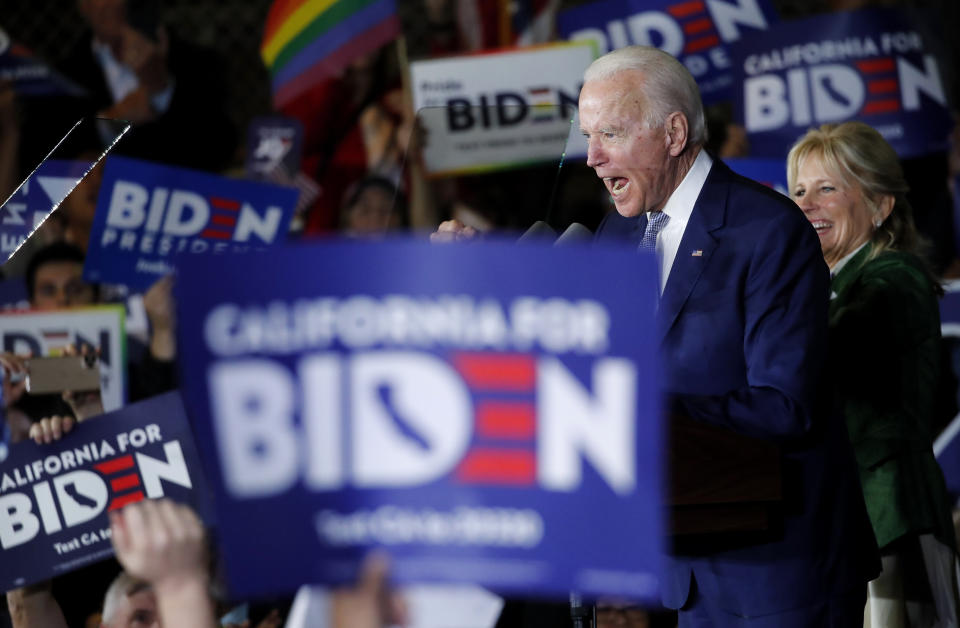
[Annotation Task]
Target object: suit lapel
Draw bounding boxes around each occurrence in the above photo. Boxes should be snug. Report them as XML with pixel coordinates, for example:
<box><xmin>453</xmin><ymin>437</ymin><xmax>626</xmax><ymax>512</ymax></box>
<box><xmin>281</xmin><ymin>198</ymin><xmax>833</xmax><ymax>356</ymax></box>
<box><xmin>656</xmin><ymin>163</ymin><xmax>727</xmax><ymax>342</ymax></box>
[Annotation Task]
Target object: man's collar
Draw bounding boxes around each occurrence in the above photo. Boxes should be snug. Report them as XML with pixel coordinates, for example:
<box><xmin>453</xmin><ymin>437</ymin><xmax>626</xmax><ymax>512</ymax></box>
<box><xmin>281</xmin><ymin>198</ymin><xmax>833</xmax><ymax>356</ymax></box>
<box><xmin>660</xmin><ymin>148</ymin><xmax>712</xmax><ymax>221</ymax></box>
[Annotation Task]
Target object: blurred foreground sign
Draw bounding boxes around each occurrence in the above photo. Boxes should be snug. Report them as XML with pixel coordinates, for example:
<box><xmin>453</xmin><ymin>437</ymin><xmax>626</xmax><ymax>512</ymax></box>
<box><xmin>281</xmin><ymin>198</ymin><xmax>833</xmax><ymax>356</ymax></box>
<box><xmin>84</xmin><ymin>157</ymin><xmax>298</xmax><ymax>292</ymax></box>
<box><xmin>176</xmin><ymin>238</ymin><xmax>664</xmax><ymax>601</ymax></box>
<box><xmin>411</xmin><ymin>43</ymin><xmax>594</xmax><ymax>177</ymax></box>
<box><xmin>0</xmin><ymin>392</ymin><xmax>212</xmax><ymax>591</ymax></box>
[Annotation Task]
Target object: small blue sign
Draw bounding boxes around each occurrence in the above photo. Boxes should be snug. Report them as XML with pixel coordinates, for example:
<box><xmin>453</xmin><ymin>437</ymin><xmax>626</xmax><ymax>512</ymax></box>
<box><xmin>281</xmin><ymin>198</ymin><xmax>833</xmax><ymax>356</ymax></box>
<box><xmin>83</xmin><ymin>156</ymin><xmax>298</xmax><ymax>292</ymax></box>
<box><xmin>732</xmin><ymin>7</ymin><xmax>952</xmax><ymax>159</ymax></box>
<box><xmin>1</xmin><ymin>160</ymin><xmax>92</xmax><ymax>262</ymax></box>
<box><xmin>0</xmin><ymin>391</ymin><xmax>213</xmax><ymax>591</ymax></box>
<box><xmin>558</xmin><ymin>0</ymin><xmax>778</xmax><ymax>104</ymax></box>
<box><xmin>175</xmin><ymin>238</ymin><xmax>665</xmax><ymax>601</ymax></box>
<box><xmin>245</xmin><ymin>116</ymin><xmax>305</xmax><ymax>180</ymax></box>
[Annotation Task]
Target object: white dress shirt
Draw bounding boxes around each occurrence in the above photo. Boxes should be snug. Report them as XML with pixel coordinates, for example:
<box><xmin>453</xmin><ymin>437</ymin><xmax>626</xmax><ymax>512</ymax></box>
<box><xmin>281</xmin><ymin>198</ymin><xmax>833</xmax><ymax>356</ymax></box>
<box><xmin>652</xmin><ymin>149</ymin><xmax>713</xmax><ymax>293</ymax></box>
<box><xmin>91</xmin><ymin>39</ymin><xmax>174</xmax><ymax>114</ymax></box>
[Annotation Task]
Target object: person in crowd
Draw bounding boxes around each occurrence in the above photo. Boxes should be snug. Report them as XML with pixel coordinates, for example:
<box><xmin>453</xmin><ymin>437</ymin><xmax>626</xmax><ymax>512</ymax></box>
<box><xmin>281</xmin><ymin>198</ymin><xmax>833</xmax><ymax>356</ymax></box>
<box><xmin>281</xmin><ymin>44</ymin><xmax>407</xmax><ymax>234</ymax></box>
<box><xmin>6</xmin><ymin>495</ymin><xmax>393</xmax><ymax>627</ymax></box>
<box><xmin>340</xmin><ymin>176</ymin><xmax>408</xmax><ymax>238</ymax></box>
<box><xmin>50</xmin><ymin>0</ymin><xmax>236</xmax><ymax>172</ymax></box>
<box><xmin>788</xmin><ymin>120</ymin><xmax>960</xmax><ymax>626</ymax></box>
<box><xmin>436</xmin><ymin>44</ymin><xmax>879</xmax><ymax>627</ymax></box>
<box><xmin>25</xmin><ymin>241</ymin><xmax>98</xmax><ymax>310</ymax></box>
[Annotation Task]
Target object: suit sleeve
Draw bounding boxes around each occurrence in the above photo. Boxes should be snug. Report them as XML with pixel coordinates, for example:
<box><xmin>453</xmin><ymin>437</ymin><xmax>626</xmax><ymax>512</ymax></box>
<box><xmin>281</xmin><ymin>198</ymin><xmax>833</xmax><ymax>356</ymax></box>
<box><xmin>675</xmin><ymin>209</ymin><xmax>830</xmax><ymax>442</ymax></box>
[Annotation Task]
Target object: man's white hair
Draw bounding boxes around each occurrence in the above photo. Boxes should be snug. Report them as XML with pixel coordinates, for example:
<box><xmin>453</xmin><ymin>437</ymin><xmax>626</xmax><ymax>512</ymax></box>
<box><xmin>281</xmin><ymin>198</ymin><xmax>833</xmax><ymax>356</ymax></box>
<box><xmin>583</xmin><ymin>45</ymin><xmax>707</xmax><ymax>146</ymax></box>
<box><xmin>101</xmin><ymin>571</ymin><xmax>151</xmax><ymax>626</ymax></box>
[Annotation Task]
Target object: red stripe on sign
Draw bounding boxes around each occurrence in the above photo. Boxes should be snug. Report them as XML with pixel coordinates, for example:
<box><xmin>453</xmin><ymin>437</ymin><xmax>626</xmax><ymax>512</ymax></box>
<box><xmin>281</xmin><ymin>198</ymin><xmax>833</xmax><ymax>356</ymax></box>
<box><xmin>456</xmin><ymin>449</ymin><xmax>535</xmax><ymax>484</ymax></box>
<box><xmin>201</xmin><ymin>229</ymin><xmax>232</xmax><ymax>240</ymax></box>
<box><xmin>210</xmin><ymin>197</ymin><xmax>241</xmax><ymax>211</ymax></box>
<box><xmin>211</xmin><ymin>214</ymin><xmax>237</xmax><ymax>226</ymax></box>
<box><xmin>684</xmin><ymin>34</ymin><xmax>720</xmax><ymax>54</ymax></box>
<box><xmin>476</xmin><ymin>402</ymin><xmax>536</xmax><ymax>439</ymax></box>
<box><xmin>95</xmin><ymin>455</ymin><xmax>134</xmax><ymax>475</ymax></box>
<box><xmin>862</xmin><ymin>99</ymin><xmax>900</xmax><ymax>114</ymax></box>
<box><xmin>108</xmin><ymin>491</ymin><xmax>145</xmax><ymax>511</ymax></box>
<box><xmin>110</xmin><ymin>474</ymin><xmax>140</xmax><ymax>492</ymax></box>
<box><xmin>667</xmin><ymin>0</ymin><xmax>705</xmax><ymax>18</ymax></box>
<box><xmin>683</xmin><ymin>17</ymin><xmax>713</xmax><ymax>35</ymax></box>
<box><xmin>453</xmin><ymin>353</ymin><xmax>535</xmax><ymax>391</ymax></box>
<box><xmin>856</xmin><ymin>58</ymin><xmax>895</xmax><ymax>73</ymax></box>
<box><xmin>868</xmin><ymin>79</ymin><xmax>898</xmax><ymax>94</ymax></box>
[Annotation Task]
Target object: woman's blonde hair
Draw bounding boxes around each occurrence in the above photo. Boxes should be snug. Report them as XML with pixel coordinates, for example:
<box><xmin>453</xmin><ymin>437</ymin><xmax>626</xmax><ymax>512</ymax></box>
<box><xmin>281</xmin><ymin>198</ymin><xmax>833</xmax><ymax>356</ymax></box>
<box><xmin>786</xmin><ymin>121</ymin><xmax>922</xmax><ymax>259</ymax></box>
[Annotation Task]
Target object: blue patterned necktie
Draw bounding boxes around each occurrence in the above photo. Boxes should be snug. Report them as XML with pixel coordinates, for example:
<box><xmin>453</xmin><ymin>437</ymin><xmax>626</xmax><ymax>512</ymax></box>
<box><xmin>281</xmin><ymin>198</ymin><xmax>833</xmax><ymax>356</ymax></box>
<box><xmin>639</xmin><ymin>211</ymin><xmax>669</xmax><ymax>252</ymax></box>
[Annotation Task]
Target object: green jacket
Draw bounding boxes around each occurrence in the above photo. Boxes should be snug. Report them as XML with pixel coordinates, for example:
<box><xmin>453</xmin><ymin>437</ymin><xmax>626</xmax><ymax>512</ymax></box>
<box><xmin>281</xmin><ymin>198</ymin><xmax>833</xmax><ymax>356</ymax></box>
<box><xmin>829</xmin><ymin>243</ymin><xmax>954</xmax><ymax>549</ymax></box>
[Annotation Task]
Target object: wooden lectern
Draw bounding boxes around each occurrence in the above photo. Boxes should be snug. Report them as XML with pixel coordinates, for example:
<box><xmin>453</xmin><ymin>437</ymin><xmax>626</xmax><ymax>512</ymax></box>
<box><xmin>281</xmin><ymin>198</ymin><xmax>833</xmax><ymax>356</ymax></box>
<box><xmin>669</xmin><ymin>413</ymin><xmax>782</xmax><ymax>536</ymax></box>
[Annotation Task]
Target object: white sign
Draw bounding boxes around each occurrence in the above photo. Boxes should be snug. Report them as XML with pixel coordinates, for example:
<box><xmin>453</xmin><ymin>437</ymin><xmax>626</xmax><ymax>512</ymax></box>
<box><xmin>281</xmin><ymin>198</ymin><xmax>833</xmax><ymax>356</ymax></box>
<box><xmin>411</xmin><ymin>43</ymin><xmax>596</xmax><ymax>176</ymax></box>
<box><xmin>0</xmin><ymin>306</ymin><xmax>127</xmax><ymax>412</ymax></box>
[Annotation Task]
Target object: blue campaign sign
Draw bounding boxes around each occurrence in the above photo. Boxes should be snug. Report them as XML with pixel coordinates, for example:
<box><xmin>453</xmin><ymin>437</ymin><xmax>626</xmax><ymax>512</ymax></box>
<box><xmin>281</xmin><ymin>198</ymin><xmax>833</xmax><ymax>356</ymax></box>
<box><xmin>0</xmin><ymin>391</ymin><xmax>212</xmax><ymax>591</ymax></box>
<box><xmin>936</xmin><ymin>282</ymin><xmax>960</xmax><ymax>498</ymax></box>
<box><xmin>0</xmin><ymin>278</ymin><xmax>28</xmax><ymax>312</ymax></box>
<box><xmin>558</xmin><ymin>0</ymin><xmax>778</xmax><ymax>104</ymax></box>
<box><xmin>1</xmin><ymin>160</ymin><xmax>92</xmax><ymax>261</ymax></box>
<box><xmin>0</xmin><ymin>28</ymin><xmax>85</xmax><ymax>97</ymax></box>
<box><xmin>83</xmin><ymin>156</ymin><xmax>298</xmax><ymax>292</ymax></box>
<box><xmin>732</xmin><ymin>7</ymin><xmax>952</xmax><ymax>159</ymax></box>
<box><xmin>725</xmin><ymin>158</ymin><xmax>788</xmax><ymax>196</ymax></box>
<box><xmin>175</xmin><ymin>238</ymin><xmax>665</xmax><ymax>601</ymax></box>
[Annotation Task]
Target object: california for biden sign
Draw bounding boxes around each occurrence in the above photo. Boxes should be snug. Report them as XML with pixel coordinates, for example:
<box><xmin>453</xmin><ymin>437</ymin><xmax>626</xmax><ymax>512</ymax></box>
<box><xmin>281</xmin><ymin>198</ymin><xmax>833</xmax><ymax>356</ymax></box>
<box><xmin>0</xmin><ymin>393</ymin><xmax>211</xmax><ymax>590</ymax></box>
<box><xmin>175</xmin><ymin>238</ymin><xmax>665</xmax><ymax>601</ymax></box>
<box><xmin>732</xmin><ymin>7</ymin><xmax>952</xmax><ymax>159</ymax></box>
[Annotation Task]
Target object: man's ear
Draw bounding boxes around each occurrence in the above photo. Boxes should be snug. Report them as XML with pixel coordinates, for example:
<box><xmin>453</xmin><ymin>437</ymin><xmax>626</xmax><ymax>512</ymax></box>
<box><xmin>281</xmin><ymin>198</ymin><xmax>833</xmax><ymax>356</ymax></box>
<box><xmin>665</xmin><ymin>112</ymin><xmax>689</xmax><ymax>157</ymax></box>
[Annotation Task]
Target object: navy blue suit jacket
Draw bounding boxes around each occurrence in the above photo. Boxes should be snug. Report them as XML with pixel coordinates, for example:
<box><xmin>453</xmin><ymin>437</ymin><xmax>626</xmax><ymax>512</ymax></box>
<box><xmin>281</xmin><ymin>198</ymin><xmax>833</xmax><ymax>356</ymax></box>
<box><xmin>596</xmin><ymin>158</ymin><xmax>879</xmax><ymax>616</ymax></box>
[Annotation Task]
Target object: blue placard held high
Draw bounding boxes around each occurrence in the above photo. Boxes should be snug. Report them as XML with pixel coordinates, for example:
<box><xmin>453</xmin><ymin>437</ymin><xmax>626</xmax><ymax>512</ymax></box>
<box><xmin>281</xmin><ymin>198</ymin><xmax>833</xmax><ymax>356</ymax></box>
<box><xmin>83</xmin><ymin>156</ymin><xmax>298</xmax><ymax>292</ymax></box>
<box><xmin>175</xmin><ymin>238</ymin><xmax>665</xmax><ymax>601</ymax></box>
<box><xmin>558</xmin><ymin>0</ymin><xmax>778</xmax><ymax>104</ymax></box>
<box><xmin>732</xmin><ymin>7</ymin><xmax>952</xmax><ymax>159</ymax></box>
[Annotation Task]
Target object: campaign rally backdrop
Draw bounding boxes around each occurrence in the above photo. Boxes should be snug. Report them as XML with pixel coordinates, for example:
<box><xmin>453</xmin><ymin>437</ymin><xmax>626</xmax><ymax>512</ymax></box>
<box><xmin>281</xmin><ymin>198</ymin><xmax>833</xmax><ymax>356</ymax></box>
<box><xmin>83</xmin><ymin>156</ymin><xmax>298</xmax><ymax>292</ymax></box>
<box><xmin>0</xmin><ymin>392</ymin><xmax>211</xmax><ymax>591</ymax></box>
<box><xmin>1</xmin><ymin>160</ymin><xmax>92</xmax><ymax>264</ymax></box>
<box><xmin>176</xmin><ymin>238</ymin><xmax>665</xmax><ymax>601</ymax></box>
<box><xmin>732</xmin><ymin>7</ymin><xmax>952</xmax><ymax>159</ymax></box>
<box><xmin>410</xmin><ymin>43</ymin><xmax>595</xmax><ymax>177</ymax></box>
<box><xmin>558</xmin><ymin>0</ymin><xmax>778</xmax><ymax>104</ymax></box>
<box><xmin>725</xmin><ymin>158</ymin><xmax>789</xmax><ymax>196</ymax></box>
<box><xmin>0</xmin><ymin>306</ymin><xmax>126</xmax><ymax>412</ymax></box>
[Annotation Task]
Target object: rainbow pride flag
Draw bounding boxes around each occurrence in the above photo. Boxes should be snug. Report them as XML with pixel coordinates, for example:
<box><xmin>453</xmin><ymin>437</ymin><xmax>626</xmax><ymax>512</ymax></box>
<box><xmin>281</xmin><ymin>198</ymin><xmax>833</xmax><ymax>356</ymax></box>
<box><xmin>261</xmin><ymin>0</ymin><xmax>401</xmax><ymax>108</ymax></box>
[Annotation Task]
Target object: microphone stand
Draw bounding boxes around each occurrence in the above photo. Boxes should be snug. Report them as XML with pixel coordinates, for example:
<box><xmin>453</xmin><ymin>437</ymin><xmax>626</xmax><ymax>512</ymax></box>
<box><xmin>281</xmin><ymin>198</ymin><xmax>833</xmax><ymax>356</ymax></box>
<box><xmin>569</xmin><ymin>592</ymin><xmax>595</xmax><ymax>628</ymax></box>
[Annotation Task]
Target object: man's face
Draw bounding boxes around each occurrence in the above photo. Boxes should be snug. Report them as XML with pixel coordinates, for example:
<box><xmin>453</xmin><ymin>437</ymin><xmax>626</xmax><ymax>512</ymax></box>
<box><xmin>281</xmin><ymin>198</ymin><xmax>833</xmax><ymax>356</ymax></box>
<box><xmin>579</xmin><ymin>73</ymin><xmax>673</xmax><ymax>217</ymax></box>
<box><xmin>32</xmin><ymin>261</ymin><xmax>95</xmax><ymax>310</ymax></box>
<box><xmin>102</xmin><ymin>589</ymin><xmax>160</xmax><ymax>628</ymax></box>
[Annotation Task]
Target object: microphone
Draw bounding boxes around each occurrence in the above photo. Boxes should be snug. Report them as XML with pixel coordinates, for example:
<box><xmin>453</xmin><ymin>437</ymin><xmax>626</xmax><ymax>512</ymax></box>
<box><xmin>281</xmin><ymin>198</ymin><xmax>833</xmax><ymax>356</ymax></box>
<box><xmin>554</xmin><ymin>222</ymin><xmax>593</xmax><ymax>246</ymax></box>
<box><xmin>517</xmin><ymin>220</ymin><xmax>557</xmax><ymax>243</ymax></box>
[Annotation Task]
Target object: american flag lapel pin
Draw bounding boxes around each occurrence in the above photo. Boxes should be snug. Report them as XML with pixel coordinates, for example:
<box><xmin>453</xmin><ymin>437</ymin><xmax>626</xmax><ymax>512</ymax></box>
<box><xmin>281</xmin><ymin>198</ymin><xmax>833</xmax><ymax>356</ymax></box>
<box><xmin>691</xmin><ymin>249</ymin><xmax>703</xmax><ymax>257</ymax></box>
